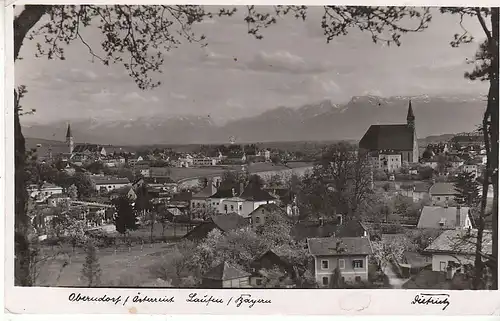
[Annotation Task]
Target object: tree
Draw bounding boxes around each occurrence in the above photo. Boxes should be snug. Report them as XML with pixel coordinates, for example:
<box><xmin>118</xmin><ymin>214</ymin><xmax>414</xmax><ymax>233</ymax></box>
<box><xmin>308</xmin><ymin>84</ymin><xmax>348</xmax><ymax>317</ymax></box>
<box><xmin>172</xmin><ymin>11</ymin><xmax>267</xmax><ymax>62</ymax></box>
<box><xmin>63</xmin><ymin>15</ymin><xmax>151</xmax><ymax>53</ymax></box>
<box><xmin>135</xmin><ymin>184</ymin><xmax>152</xmax><ymax>217</ymax></box>
<box><xmin>330</xmin><ymin>266</ymin><xmax>343</xmax><ymax>289</ymax></box>
<box><xmin>149</xmin><ymin>240</ymin><xmax>197</xmax><ymax>285</ymax></box>
<box><xmin>418</xmin><ymin>166</ymin><xmax>434</xmax><ymax>180</ymax></box>
<box><xmin>454</xmin><ymin>172</ymin><xmax>481</xmax><ymax>207</ymax></box>
<box><xmin>81</xmin><ymin>240</ymin><xmax>102</xmax><ymax>287</ymax></box>
<box><xmin>255</xmin><ymin>209</ymin><xmax>293</xmax><ymax>247</ymax></box>
<box><xmin>267</xmin><ymin>173</ymin><xmax>284</xmax><ymax>187</ymax></box>
<box><xmin>67</xmin><ymin>184</ymin><xmax>78</xmax><ymax>200</ymax></box>
<box><xmin>113</xmin><ymin>195</ymin><xmax>138</xmax><ymax>244</ymax></box>
<box><xmin>439</xmin><ymin>7</ymin><xmax>499</xmax><ymax>290</ymax></box>
<box><xmin>314</xmin><ymin>143</ymin><xmax>373</xmax><ymax>218</ymax></box>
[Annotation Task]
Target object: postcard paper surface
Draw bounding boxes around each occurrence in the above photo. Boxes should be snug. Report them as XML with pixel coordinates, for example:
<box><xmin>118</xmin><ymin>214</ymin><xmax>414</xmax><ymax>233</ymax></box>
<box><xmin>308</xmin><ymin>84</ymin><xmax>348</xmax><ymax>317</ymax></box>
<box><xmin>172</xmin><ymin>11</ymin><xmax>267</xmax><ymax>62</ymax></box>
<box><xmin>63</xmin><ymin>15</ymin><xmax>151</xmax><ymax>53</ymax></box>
<box><xmin>2</xmin><ymin>0</ymin><xmax>500</xmax><ymax>316</ymax></box>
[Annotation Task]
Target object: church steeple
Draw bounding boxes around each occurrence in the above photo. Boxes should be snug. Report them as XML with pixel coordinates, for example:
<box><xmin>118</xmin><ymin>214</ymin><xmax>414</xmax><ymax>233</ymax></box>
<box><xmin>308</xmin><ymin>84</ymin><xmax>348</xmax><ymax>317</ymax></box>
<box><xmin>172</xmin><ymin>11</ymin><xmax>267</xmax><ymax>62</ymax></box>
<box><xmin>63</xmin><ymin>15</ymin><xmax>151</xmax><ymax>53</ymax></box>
<box><xmin>407</xmin><ymin>100</ymin><xmax>415</xmax><ymax>129</ymax></box>
<box><xmin>66</xmin><ymin>123</ymin><xmax>72</xmax><ymax>138</ymax></box>
<box><xmin>66</xmin><ymin>123</ymin><xmax>74</xmax><ymax>154</ymax></box>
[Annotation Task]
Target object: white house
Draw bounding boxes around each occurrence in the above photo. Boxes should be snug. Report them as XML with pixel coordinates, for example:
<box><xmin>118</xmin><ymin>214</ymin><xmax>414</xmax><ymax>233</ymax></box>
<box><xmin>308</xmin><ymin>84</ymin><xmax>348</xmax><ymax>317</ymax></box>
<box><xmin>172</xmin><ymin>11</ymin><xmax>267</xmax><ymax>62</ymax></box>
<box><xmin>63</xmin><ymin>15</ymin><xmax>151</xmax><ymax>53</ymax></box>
<box><xmin>307</xmin><ymin>237</ymin><xmax>373</xmax><ymax>287</ymax></box>
<box><xmin>378</xmin><ymin>154</ymin><xmax>402</xmax><ymax>172</ymax></box>
<box><xmin>27</xmin><ymin>183</ymin><xmax>64</xmax><ymax>202</ymax></box>
<box><xmin>462</xmin><ymin>164</ymin><xmax>479</xmax><ymax>178</ymax></box>
<box><xmin>90</xmin><ymin>175</ymin><xmax>131</xmax><ymax>192</ymax></box>
<box><xmin>424</xmin><ymin>229</ymin><xmax>492</xmax><ymax>275</ymax></box>
<box><xmin>429</xmin><ymin>182</ymin><xmax>456</xmax><ymax>206</ymax></box>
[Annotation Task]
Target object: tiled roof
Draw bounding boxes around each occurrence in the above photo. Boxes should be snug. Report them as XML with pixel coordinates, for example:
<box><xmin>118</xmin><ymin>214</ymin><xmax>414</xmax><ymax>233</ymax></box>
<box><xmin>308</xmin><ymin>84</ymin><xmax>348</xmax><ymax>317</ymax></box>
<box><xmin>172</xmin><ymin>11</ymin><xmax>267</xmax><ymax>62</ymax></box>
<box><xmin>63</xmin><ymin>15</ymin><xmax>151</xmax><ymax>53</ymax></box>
<box><xmin>73</xmin><ymin>144</ymin><xmax>105</xmax><ymax>153</ymax></box>
<box><xmin>307</xmin><ymin>237</ymin><xmax>372</xmax><ymax>256</ymax></box>
<box><xmin>291</xmin><ymin>219</ymin><xmax>366</xmax><ymax>241</ymax></box>
<box><xmin>359</xmin><ymin>124</ymin><xmax>414</xmax><ymax>151</ymax></box>
<box><xmin>429</xmin><ymin>182</ymin><xmax>456</xmax><ymax>195</ymax></box>
<box><xmin>417</xmin><ymin>206</ymin><xmax>470</xmax><ymax>229</ymax></box>
<box><xmin>171</xmin><ymin>191</ymin><xmax>193</xmax><ymax>202</ymax></box>
<box><xmin>414</xmin><ymin>182</ymin><xmax>431</xmax><ymax>193</ymax></box>
<box><xmin>210</xmin><ymin>184</ymin><xmax>244</xmax><ymax>198</ymax></box>
<box><xmin>424</xmin><ymin>229</ymin><xmax>492</xmax><ymax>255</ymax></box>
<box><xmin>91</xmin><ymin>176</ymin><xmax>130</xmax><ymax>185</ymax></box>
<box><xmin>240</xmin><ymin>185</ymin><xmax>276</xmax><ymax>202</ymax></box>
<box><xmin>212</xmin><ymin>213</ymin><xmax>249</xmax><ymax>232</ymax></box>
<box><xmin>202</xmin><ymin>261</ymin><xmax>250</xmax><ymax>281</ymax></box>
<box><xmin>193</xmin><ymin>185</ymin><xmax>216</xmax><ymax>199</ymax></box>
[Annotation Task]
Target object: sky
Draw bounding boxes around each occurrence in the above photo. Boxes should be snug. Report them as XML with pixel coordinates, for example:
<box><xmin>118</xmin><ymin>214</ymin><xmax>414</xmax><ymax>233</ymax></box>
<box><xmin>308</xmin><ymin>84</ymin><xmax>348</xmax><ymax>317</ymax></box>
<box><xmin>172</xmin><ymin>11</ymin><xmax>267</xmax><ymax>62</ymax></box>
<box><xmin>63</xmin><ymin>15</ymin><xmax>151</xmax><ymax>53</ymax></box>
<box><xmin>15</xmin><ymin>6</ymin><xmax>489</xmax><ymax>125</ymax></box>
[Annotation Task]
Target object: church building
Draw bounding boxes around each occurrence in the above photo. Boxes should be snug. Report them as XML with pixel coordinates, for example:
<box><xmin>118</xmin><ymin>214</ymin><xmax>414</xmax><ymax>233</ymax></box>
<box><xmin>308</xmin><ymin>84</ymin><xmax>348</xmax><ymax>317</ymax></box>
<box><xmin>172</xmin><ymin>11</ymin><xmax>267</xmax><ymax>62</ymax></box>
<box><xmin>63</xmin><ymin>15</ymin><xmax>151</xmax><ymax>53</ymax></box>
<box><xmin>359</xmin><ymin>101</ymin><xmax>419</xmax><ymax>173</ymax></box>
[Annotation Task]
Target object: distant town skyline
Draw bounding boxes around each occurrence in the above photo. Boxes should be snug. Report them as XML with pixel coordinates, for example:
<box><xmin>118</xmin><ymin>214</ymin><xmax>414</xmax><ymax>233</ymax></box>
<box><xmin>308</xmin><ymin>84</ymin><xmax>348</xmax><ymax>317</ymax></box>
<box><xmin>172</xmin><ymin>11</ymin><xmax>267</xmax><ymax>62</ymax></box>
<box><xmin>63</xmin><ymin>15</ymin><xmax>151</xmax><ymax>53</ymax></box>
<box><xmin>16</xmin><ymin>6</ymin><xmax>488</xmax><ymax>125</ymax></box>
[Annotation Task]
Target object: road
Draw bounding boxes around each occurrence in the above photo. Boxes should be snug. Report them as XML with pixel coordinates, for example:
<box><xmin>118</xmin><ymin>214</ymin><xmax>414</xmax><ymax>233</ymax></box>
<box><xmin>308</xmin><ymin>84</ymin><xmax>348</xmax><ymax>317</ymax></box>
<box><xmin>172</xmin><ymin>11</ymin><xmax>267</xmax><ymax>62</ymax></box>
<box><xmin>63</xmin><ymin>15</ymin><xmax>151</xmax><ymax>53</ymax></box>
<box><xmin>383</xmin><ymin>261</ymin><xmax>410</xmax><ymax>289</ymax></box>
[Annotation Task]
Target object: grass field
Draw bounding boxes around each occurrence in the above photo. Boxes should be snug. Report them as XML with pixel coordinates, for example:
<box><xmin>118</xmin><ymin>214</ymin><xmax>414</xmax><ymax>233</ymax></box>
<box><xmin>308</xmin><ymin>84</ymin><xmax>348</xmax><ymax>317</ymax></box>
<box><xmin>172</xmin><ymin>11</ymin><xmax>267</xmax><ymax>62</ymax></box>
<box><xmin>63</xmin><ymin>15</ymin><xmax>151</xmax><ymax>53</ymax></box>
<box><xmin>36</xmin><ymin>223</ymin><xmax>189</xmax><ymax>287</ymax></box>
<box><xmin>36</xmin><ymin>242</ymin><xmax>177</xmax><ymax>287</ymax></box>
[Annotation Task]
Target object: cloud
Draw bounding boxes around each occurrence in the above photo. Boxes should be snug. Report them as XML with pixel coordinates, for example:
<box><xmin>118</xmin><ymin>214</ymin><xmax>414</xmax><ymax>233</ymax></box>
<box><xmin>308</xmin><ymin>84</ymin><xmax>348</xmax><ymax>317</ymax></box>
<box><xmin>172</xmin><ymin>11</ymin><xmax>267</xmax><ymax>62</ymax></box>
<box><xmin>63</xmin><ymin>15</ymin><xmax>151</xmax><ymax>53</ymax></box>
<box><xmin>245</xmin><ymin>50</ymin><xmax>331</xmax><ymax>74</ymax></box>
<box><xmin>170</xmin><ymin>92</ymin><xmax>187</xmax><ymax>100</ymax></box>
<box><xmin>122</xmin><ymin>91</ymin><xmax>159</xmax><ymax>103</ymax></box>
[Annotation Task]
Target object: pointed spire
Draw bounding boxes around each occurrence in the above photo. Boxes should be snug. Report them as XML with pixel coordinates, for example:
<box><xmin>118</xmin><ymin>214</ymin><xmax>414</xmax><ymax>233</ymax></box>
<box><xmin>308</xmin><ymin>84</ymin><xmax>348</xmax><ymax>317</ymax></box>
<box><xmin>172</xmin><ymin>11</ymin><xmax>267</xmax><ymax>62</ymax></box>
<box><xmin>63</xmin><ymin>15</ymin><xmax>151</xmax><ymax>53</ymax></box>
<box><xmin>407</xmin><ymin>99</ymin><xmax>415</xmax><ymax>129</ymax></box>
<box><xmin>66</xmin><ymin>123</ymin><xmax>72</xmax><ymax>138</ymax></box>
<box><xmin>407</xmin><ymin>100</ymin><xmax>415</xmax><ymax>119</ymax></box>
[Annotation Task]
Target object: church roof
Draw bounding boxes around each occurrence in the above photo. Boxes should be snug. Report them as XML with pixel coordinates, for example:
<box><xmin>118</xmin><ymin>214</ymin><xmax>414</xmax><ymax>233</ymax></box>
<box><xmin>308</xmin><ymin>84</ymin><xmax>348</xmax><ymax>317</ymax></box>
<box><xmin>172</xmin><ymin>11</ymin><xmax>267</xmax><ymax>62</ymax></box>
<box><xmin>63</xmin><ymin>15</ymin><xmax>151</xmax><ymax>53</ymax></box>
<box><xmin>359</xmin><ymin>124</ymin><xmax>414</xmax><ymax>151</ymax></box>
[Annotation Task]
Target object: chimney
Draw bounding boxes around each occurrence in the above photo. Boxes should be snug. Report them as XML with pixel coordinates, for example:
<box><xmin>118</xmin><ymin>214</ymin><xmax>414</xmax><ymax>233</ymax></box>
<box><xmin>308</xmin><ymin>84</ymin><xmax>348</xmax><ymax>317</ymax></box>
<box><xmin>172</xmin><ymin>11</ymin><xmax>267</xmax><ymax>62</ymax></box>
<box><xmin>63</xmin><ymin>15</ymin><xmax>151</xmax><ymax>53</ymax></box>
<box><xmin>456</xmin><ymin>205</ymin><xmax>461</xmax><ymax>228</ymax></box>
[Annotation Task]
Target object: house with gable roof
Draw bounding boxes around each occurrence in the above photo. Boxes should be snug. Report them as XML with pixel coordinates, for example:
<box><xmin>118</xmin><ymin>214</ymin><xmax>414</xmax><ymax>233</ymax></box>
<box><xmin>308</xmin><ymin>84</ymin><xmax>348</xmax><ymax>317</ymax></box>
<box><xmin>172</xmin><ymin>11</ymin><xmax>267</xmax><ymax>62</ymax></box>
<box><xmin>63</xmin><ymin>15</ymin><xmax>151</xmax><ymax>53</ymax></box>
<box><xmin>183</xmin><ymin>213</ymin><xmax>250</xmax><ymax>241</ymax></box>
<box><xmin>417</xmin><ymin>205</ymin><xmax>472</xmax><ymax>230</ymax></box>
<box><xmin>429</xmin><ymin>182</ymin><xmax>456</xmax><ymax>206</ymax></box>
<box><xmin>307</xmin><ymin>236</ymin><xmax>373</xmax><ymax>287</ymax></box>
<box><xmin>201</xmin><ymin>261</ymin><xmax>251</xmax><ymax>288</ymax></box>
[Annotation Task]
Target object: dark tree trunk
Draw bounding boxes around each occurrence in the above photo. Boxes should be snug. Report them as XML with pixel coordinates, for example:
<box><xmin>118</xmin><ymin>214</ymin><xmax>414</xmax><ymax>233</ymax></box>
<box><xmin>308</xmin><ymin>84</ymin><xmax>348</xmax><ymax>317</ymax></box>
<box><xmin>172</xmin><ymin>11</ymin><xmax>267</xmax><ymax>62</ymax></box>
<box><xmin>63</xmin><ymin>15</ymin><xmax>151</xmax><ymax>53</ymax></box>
<box><xmin>13</xmin><ymin>5</ymin><xmax>49</xmax><ymax>286</ymax></box>
<box><xmin>489</xmin><ymin>7</ymin><xmax>499</xmax><ymax>290</ymax></box>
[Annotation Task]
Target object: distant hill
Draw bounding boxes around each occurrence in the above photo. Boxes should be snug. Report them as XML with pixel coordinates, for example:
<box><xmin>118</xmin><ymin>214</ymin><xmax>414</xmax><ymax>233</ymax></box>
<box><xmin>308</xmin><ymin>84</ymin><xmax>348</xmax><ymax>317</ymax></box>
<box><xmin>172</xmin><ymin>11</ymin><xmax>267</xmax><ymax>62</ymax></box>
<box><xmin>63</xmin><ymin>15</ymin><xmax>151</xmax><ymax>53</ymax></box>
<box><xmin>22</xmin><ymin>94</ymin><xmax>485</xmax><ymax>145</ymax></box>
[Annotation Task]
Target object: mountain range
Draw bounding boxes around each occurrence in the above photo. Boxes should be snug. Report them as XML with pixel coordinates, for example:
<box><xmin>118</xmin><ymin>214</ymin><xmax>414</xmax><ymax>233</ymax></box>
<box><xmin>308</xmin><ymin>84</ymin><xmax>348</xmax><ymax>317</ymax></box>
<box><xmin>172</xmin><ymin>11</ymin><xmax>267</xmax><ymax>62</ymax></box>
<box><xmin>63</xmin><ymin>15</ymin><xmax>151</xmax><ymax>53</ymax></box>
<box><xmin>21</xmin><ymin>94</ymin><xmax>486</xmax><ymax>145</ymax></box>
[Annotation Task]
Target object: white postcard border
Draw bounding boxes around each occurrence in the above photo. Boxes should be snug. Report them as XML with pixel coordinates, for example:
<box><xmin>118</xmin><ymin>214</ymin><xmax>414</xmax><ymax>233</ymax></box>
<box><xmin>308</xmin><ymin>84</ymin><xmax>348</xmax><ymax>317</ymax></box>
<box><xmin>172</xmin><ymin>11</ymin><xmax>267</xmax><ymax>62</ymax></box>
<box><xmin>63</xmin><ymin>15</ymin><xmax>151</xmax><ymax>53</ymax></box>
<box><xmin>2</xmin><ymin>0</ymin><xmax>500</xmax><ymax>316</ymax></box>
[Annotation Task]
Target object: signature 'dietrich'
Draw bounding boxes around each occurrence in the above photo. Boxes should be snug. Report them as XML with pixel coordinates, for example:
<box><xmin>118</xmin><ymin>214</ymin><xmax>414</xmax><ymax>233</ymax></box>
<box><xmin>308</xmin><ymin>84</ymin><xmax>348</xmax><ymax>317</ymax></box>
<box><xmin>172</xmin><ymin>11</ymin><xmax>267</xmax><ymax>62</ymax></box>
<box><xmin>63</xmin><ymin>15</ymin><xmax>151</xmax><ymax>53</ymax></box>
<box><xmin>411</xmin><ymin>293</ymin><xmax>451</xmax><ymax>311</ymax></box>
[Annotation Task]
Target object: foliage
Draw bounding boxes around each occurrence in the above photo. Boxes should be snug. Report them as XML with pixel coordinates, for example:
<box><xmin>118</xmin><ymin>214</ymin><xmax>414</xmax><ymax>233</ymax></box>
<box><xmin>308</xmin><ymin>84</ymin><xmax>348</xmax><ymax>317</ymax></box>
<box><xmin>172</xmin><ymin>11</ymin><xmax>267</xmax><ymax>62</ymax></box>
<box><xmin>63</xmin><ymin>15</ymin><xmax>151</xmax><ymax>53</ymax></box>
<box><xmin>404</xmin><ymin>228</ymin><xmax>442</xmax><ymax>252</ymax></box>
<box><xmin>113</xmin><ymin>195</ymin><xmax>138</xmax><ymax>236</ymax></box>
<box><xmin>81</xmin><ymin>240</ymin><xmax>102</xmax><ymax>287</ymax></box>
<box><xmin>418</xmin><ymin>167</ymin><xmax>435</xmax><ymax>182</ymax></box>
<box><xmin>149</xmin><ymin>239</ymin><xmax>197</xmax><ymax>285</ymax></box>
<box><xmin>330</xmin><ymin>266</ymin><xmax>343</xmax><ymax>288</ymax></box>
<box><xmin>135</xmin><ymin>184</ymin><xmax>152</xmax><ymax>213</ymax></box>
<box><xmin>454</xmin><ymin>172</ymin><xmax>481</xmax><ymax>207</ymax></box>
<box><xmin>256</xmin><ymin>209</ymin><xmax>293</xmax><ymax>247</ymax></box>
<box><xmin>67</xmin><ymin>184</ymin><xmax>78</xmax><ymax>200</ymax></box>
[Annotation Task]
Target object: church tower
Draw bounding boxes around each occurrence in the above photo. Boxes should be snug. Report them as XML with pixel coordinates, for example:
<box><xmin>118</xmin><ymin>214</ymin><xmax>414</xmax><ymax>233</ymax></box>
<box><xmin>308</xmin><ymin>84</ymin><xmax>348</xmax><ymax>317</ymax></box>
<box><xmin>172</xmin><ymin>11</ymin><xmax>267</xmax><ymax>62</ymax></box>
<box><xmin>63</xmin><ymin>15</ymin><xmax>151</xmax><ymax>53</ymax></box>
<box><xmin>407</xmin><ymin>100</ymin><xmax>415</xmax><ymax>129</ymax></box>
<box><xmin>66</xmin><ymin>123</ymin><xmax>74</xmax><ymax>154</ymax></box>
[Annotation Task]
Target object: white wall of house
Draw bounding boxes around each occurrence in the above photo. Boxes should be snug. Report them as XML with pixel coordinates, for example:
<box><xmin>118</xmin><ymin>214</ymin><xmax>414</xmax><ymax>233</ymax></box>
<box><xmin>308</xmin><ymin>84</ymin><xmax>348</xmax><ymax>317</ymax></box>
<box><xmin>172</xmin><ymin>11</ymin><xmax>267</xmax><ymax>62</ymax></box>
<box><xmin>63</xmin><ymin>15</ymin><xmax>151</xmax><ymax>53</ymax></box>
<box><xmin>313</xmin><ymin>255</ymin><xmax>369</xmax><ymax>287</ymax></box>
<box><xmin>95</xmin><ymin>183</ymin><xmax>130</xmax><ymax>192</ymax></box>
<box><xmin>431</xmin><ymin>253</ymin><xmax>474</xmax><ymax>272</ymax></box>
<box><xmin>431</xmin><ymin>194</ymin><xmax>454</xmax><ymax>206</ymax></box>
<box><xmin>29</xmin><ymin>187</ymin><xmax>64</xmax><ymax>201</ymax></box>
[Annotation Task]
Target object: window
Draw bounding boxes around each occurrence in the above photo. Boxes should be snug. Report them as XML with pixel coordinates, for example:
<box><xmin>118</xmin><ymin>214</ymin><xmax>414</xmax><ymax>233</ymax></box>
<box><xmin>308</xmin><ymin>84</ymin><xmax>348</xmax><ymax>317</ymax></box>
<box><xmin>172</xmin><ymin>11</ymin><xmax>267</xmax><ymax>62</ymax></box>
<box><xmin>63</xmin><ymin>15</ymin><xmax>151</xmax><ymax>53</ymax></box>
<box><xmin>321</xmin><ymin>260</ymin><xmax>329</xmax><ymax>269</ymax></box>
<box><xmin>322</xmin><ymin>277</ymin><xmax>329</xmax><ymax>286</ymax></box>
<box><xmin>353</xmin><ymin>259</ymin><xmax>364</xmax><ymax>269</ymax></box>
<box><xmin>230</xmin><ymin>205</ymin><xmax>234</xmax><ymax>211</ymax></box>
<box><xmin>437</xmin><ymin>197</ymin><xmax>441</xmax><ymax>201</ymax></box>
<box><xmin>262</xmin><ymin>209</ymin><xmax>265</xmax><ymax>214</ymax></box>
<box><xmin>255</xmin><ymin>217</ymin><xmax>260</xmax><ymax>224</ymax></box>
<box><xmin>440</xmin><ymin>261</ymin><xmax>446</xmax><ymax>271</ymax></box>
<box><xmin>239</xmin><ymin>205</ymin><xmax>242</xmax><ymax>211</ymax></box>
<box><xmin>224</xmin><ymin>205</ymin><xmax>227</xmax><ymax>212</ymax></box>
<box><xmin>338</xmin><ymin>259</ymin><xmax>345</xmax><ymax>269</ymax></box>
<box><xmin>445</xmin><ymin>197</ymin><xmax>449</xmax><ymax>201</ymax></box>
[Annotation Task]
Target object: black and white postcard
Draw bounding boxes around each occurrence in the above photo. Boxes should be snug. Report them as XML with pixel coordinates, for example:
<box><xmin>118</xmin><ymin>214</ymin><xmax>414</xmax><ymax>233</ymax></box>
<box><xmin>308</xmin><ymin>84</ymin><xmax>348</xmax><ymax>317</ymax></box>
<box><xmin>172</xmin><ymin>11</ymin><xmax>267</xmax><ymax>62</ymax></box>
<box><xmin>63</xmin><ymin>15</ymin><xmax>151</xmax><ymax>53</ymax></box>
<box><xmin>2</xmin><ymin>0</ymin><xmax>499</xmax><ymax>316</ymax></box>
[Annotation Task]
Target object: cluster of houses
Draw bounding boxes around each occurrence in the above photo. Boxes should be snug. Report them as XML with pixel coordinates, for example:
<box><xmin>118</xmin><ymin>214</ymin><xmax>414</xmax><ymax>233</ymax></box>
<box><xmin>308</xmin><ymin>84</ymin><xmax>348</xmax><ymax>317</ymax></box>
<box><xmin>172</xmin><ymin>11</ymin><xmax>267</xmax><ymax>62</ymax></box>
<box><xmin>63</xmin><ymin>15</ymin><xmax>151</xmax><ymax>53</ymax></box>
<box><xmin>27</xmin><ymin>105</ymin><xmax>493</xmax><ymax>289</ymax></box>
